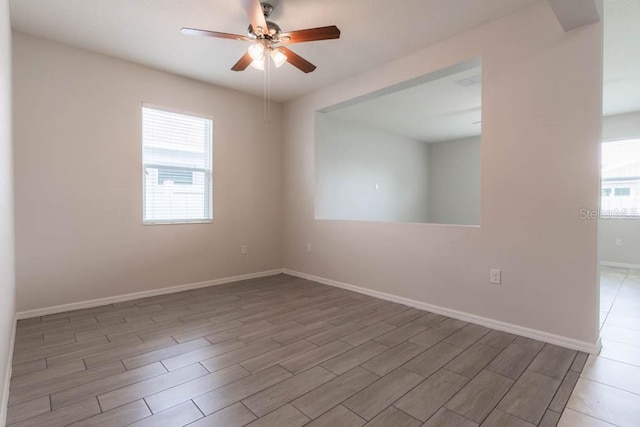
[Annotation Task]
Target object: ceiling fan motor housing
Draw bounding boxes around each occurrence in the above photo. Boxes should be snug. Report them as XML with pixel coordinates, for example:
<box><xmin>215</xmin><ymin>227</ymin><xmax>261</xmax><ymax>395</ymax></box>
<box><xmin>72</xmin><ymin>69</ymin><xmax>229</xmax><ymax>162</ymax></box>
<box><xmin>247</xmin><ymin>21</ymin><xmax>282</xmax><ymax>39</ymax></box>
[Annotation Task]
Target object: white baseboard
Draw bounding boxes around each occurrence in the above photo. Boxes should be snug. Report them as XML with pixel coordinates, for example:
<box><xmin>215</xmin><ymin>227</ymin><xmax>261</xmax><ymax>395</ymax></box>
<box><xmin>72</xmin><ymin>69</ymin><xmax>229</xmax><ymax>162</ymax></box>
<box><xmin>0</xmin><ymin>315</ymin><xmax>16</xmax><ymax>427</ymax></box>
<box><xmin>13</xmin><ymin>266</ymin><xmax>602</xmax><ymax>353</ymax></box>
<box><xmin>16</xmin><ymin>269</ymin><xmax>283</xmax><ymax>320</ymax></box>
<box><xmin>283</xmin><ymin>269</ymin><xmax>602</xmax><ymax>354</ymax></box>
<box><xmin>600</xmin><ymin>261</ymin><xmax>640</xmax><ymax>270</ymax></box>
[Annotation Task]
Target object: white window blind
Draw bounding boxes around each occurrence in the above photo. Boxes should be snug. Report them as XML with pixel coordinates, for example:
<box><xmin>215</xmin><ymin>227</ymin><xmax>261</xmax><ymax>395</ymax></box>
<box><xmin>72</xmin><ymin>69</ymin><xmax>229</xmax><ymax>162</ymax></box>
<box><xmin>142</xmin><ymin>105</ymin><xmax>213</xmax><ymax>224</ymax></box>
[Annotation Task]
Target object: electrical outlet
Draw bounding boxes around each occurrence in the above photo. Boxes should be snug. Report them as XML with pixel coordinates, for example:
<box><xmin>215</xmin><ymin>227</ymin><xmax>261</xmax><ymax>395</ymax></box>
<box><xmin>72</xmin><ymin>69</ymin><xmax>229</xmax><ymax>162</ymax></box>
<box><xmin>306</xmin><ymin>243</ymin><xmax>312</xmax><ymax>253</ymax></box>
<box><xmin>616</xmin><ymin>238</ymin><xmax>623</xmax><ymax>247</ymax></box>
<box><xmin>490</xmin><ymin>269</ymin><xmax>501</xmax><ymax>285</ymax></box>
<box><xmin>241</xmin><ymin>245</ymin><xmax>248</xmax><ymax>255</ymax></box>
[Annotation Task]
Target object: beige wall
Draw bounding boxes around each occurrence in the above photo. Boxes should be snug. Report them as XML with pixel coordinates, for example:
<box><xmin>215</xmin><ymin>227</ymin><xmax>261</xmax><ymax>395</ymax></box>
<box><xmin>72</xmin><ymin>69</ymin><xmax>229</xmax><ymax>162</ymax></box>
<box><xmin>0</xmin><ymin>0</ymin><xmax>15</xmax><ymax>421</ymax></box>
<box><xmin>600</xmin><ymin>111</ymin><xmax>640</xmax><ymax>266</ymax></box>
<box><xmin>283</xmin><ymin>2</ymin><xmax>602</xmax><ymax>346</ymax></box>
<box><xmin>13</xmin><ymin>33</ymin><xmax>283</xmax><ymax>312</ymax></box>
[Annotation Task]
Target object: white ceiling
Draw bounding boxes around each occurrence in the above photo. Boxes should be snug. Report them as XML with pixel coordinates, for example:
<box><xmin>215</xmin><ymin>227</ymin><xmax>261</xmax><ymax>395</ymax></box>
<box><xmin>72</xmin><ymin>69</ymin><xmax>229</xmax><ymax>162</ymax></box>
<box><xmin>603</xmin><ymin>0</ymin><xmax>640</xmax><ymax>116</ymax></box>
<box><xmin>325</xmin><ymin>65</ymin><xmax>482</xmax><ymax>143</ymax></box>
<box><xmin>9</xmin><ymin>0</ymin><xmax>638</xmax><ymax>115</ymax></box>
<box><xmin>319</xmin><ymin>0</ymin><xmax>640</xmax><ymax>142</ymax></box>
<box><xmin>8</xmin><ymin>0</ymin><xmax>539</xmax><ymax>102</ymax></box>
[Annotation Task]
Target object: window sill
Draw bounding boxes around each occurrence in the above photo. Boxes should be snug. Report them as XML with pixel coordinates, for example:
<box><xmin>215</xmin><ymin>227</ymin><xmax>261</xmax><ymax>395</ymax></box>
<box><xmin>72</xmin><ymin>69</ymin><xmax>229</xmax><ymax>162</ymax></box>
<box><xmin>143</xmin><ymin>220</ymin><xmax>212</xmax><ymax>226</ymax></box>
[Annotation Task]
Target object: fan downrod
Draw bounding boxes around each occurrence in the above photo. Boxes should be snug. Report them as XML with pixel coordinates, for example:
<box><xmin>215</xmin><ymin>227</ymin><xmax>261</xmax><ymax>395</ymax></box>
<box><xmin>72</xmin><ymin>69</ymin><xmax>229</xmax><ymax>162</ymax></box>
<box><xmin>261</xmin><ymin>3</ymin><xmax>274</xmax><ymax>18</ymax></box>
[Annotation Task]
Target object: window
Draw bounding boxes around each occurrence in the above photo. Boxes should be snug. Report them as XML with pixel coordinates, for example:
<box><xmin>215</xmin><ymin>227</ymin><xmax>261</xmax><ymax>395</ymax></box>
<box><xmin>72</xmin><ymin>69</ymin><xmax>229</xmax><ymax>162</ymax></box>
<box><xmin>601</xmin><ymin>139</ymin><xmax>640</xmax><ymax>218</ymax></box>
<box><xmin>614</xmin><ymin>187</ymin><xmax>631</xmax><ymax>197</ymax></box>
<box><xmin>157</xmin><ymin>168</ymin><xmax>193</xmax><ymax>186</ymax></box>
<box><xmin>142</xmin><ymin>105</ymin><xmax>212</xmax><ymax>223</ymax></box>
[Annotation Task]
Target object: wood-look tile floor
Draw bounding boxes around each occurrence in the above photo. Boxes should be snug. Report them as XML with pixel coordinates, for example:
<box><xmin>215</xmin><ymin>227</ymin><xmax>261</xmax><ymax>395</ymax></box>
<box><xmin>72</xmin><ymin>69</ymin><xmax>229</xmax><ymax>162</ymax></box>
<box><xmin>8</xmin><ymin>274</ymin><xmax>587</xmax><ymax>426</ymax></box>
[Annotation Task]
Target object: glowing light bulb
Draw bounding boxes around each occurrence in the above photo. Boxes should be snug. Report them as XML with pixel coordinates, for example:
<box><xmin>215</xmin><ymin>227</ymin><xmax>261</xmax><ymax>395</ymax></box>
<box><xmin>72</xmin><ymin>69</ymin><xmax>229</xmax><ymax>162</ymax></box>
<box><xmin>250</xmin><ymin>58</ymin><xmax>265</xmax><ymax>70</ymax></box>
<box><xmin>271</xmin><ymin>48</ymin><xmax>287</xmax><ymax>68</ymax></box>
<box><xmin>248</xmin><ymin>43</ymin><xmax>265</xmax><ymax>61</ymax></box>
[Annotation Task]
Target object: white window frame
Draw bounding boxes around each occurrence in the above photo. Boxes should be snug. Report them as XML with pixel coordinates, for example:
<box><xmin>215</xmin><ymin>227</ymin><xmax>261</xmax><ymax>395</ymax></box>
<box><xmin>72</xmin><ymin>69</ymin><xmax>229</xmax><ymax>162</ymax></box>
<box><xmin>142</xmin><ymin>104</ymin><xmax>213</xmax><ymax>225</ymax></box>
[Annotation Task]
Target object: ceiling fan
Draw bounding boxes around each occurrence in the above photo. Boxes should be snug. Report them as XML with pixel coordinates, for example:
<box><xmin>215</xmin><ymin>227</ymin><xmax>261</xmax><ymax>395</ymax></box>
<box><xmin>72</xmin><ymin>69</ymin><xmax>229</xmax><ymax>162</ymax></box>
<box><xmin>181</xmin><ymin>0</ymin><xmax>341</xmax><ymax>73</ymax></box>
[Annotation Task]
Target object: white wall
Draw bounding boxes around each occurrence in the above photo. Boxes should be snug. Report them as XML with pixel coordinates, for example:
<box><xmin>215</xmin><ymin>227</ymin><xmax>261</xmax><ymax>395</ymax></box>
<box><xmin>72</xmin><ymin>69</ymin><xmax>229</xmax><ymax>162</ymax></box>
<box><xmin>13</xmin><ymin>33</ymin><xmax>283</xmax><ymax>312</ymax></box>
<box><xmin>427</xmin><ymin>136</ymin><xmax>481</xmax><ymax>225</ymax></box>
<box><xmin>317</xmin><ymin>118</ymin><xmax>480</xmax><ymax>226</ymax></box>
<box><xmin>316</xmin><ymin>116</ymin><xmax>429</xmax><ymax>223</ymax></box>
<box><xmin>0</xmin><ymin>0</ymin><xmax>15</xmax><ymax>422</ymax></box>
<box><xmin>599</xmin><ymin>220</ymin><xmax>640</xmax><ymax>266</ymax></box>
<box><xmin>603</xmin><ymin>111</ymin><xmax>640</xmax><ymax>142</ymax></box>
<box><xmin>283</xmin><ymin>2</ymin><xmax>602</xmax><ymax>347</ymax></box>
<box><xmin>600</xmin><ymin>111</ymin><xmax>640</xmax><ymax>266</ymax></box>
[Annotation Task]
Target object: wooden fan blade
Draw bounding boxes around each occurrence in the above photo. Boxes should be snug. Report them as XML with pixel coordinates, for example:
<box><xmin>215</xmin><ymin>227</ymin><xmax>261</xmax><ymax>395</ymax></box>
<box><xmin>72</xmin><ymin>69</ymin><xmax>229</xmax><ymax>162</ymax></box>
<box><xmin>241</xmin><ymin>0</ymin><xmax>268</xmax><ymax>34</ymax></box>
<box><xmin>279</xmin><ymin>47</ymin><xmax>316</xmax><ymax>73</ymax></box>
<box><xmin>181</xmin><ymin>28</ymin><xmax>249</xmax><ymax>41</ymax></box>
<box><xmin>231</xmin><ymin>52</ymin><xmax>253</xmax><ymax>71</ymax></box>
<box><xmin>280</xmin><ymin>25</ymin><xmax>341</xmax><ymax>44</ymax></box>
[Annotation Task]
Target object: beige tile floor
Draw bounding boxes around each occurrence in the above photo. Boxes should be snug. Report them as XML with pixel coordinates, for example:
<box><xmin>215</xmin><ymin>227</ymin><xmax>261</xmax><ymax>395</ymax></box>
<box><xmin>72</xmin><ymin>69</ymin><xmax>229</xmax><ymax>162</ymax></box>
<box><xmin>559</xmin><ymin>266</ymin><xmax>640</xmax><ymax>427</ymax></box>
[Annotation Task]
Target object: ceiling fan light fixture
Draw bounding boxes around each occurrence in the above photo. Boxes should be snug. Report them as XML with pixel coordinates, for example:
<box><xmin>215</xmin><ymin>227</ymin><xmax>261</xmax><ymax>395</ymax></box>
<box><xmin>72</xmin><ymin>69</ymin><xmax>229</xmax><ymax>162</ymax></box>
<box><xmin>271</xmin><ymin>48</ymin><xmax>287</xmax><ymax>68</ymax></box>
<box><xmin>248</xmin><ymin>43</ymin><xmax>265</xmax><ymax>61</ymax></box>
<box><xmin>250</xmin><ymin>58</ymin><xmax>265</xmax><ymax>70</ymax></box>
<box><xmin>181</xmin><ymin>0</ymin><xmax>340</xmax><ymax>74</ymax></box>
